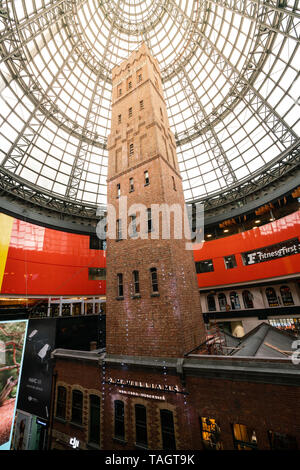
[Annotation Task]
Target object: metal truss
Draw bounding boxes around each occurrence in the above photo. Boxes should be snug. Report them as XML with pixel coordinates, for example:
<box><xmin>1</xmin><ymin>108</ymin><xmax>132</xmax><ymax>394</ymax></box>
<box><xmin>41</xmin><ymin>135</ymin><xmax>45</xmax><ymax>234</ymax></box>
<box><xmin>166</xmin><ymin>0</ymin><xmax>298</xmax><ymax>148</ymax></box>
<box><xmin>189</xmin><ymin>140</ymin><xmax>300</xmax><ymax>210</ymax></box>
<box><xmin>98</xmin><ymin>0</ymin><xmax>169</xmax><ymax>36</ymax></box>
<box><xmin>0</xmin><ymin>167</ymin><xmax>98</xmax><ymax>219</ymax></box>
<box><xmin>176</xmin><ymin>66</ymin><xmax>237</xmax><ymax>186</ymax></box>
<box><xmin>65</xmin><ymin>0</ymin><xmax>123</xmax><ymax>199</ymax></box>
<box><xmin>0</xmin><ymin>0</ymin><xmax>107</xmax><ymax>148</ymax></box>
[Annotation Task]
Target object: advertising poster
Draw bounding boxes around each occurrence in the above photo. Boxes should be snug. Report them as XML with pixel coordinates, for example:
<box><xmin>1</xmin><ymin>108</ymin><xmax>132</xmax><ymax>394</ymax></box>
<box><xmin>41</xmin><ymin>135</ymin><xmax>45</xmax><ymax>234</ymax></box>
<box><xmin>0</xmin><ymin>320</ymin><xmax>28</xmax><ymax>450</ymax></box>
<box><xmin>11</xmin><ymin>411</ymin><xmax>32</xmax><ymax>451</ymax></box>
<box><xmin>16</xmin><ymin>318</ymin><xmax>56</xmax><ymax>421</ymax></box>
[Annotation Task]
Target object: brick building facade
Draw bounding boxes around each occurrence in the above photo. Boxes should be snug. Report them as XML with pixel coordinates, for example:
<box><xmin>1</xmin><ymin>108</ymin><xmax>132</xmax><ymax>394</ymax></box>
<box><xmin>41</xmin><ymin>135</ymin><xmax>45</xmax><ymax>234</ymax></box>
<box><xmin>50</xmin><ymin>350</ymin><xmax>300</xmax><ymax>451</ymax></box>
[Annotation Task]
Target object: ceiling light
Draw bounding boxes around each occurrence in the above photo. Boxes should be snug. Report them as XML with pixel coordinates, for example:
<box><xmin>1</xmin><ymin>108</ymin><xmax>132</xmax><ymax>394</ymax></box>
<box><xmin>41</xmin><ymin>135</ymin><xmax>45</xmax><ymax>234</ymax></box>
<box><xmin>254</xmin><ymin>220</ymin><xmax>261</xmax><ymax>224</ymax></box>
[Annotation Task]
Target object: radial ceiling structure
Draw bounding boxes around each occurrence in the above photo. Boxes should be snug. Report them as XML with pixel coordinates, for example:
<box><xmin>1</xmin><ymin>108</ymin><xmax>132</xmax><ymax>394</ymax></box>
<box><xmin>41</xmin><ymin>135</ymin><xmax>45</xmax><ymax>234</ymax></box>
<box><xmin>0</xmin><ymin>0</ymin><xmax>299</xmax><ymax>223</ymax></box>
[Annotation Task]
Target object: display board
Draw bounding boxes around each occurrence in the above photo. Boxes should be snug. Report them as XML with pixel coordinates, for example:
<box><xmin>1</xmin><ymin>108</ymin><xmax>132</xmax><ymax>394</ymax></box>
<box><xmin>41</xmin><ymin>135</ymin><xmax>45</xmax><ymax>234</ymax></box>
<box><xmin>16</xmin><ymin>319</ymin><xmax>56</xmax><ymax>421</ymax></box>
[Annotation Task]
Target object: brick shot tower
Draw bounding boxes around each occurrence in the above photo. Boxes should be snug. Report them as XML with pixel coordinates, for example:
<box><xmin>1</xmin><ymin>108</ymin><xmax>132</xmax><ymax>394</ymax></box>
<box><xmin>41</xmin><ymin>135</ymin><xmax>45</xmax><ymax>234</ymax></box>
<box><xmin>106</xmin><ymin>43</ymin><xmax>206</xmax><ymax>358</ymax></box>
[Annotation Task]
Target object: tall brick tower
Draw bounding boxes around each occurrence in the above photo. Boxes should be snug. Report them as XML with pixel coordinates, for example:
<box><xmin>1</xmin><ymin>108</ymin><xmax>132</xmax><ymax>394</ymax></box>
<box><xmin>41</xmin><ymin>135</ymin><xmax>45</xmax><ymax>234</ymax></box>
<box><xmin>106</xmin><ymin>43</ymin><xmax>205</xmax><ymax>358</ymax></box>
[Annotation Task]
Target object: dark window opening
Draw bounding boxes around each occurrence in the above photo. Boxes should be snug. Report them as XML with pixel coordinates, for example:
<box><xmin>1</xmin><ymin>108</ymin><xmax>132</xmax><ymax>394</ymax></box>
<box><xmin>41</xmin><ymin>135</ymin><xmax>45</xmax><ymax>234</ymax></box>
<box><xmin>150</xmin><ymin>267</ymin><xmax>158</xmax><ymax>293</ymax></box>
<box><xmin>224</xmin><ymin>255</ymin><xmax>237</xmax><ymax>269</ymax></box>
<box><xmin>230</xmin><ymin>291</ymin><xmax>241</xmax><ymax>310</ymax></box>
<box><xmin>280</xmin><ymin>285</ymin><xmax>294</xmax><ymax>306</ymax></box>
<box><xmin>266</xmin><ymin>287</ymin><xmax>279</xmax><ymax>307</ymax></box>
<box><xmin>147</xmin><ymin>208</ymin><xmax>152</xmax><ymax>232</ymax></box>
<box><xmin>88</xmin><ymin>268</ymin><xmax>106</xmax><ymax>280</ymax></box>
<box><xmin>129</xmin><ymin>143</ymin><xmax>134</xmax><ymax>157</ymax></box>
<box><xmin>160</xmin><ymin>409</ymin><xmax>176</xmax><ymax>450</ymax></box>
<box><xmin>242</xmin><ymin>290</ymin><xmax>254</xmax><ymax>308</ymax></box>
<box><xmin>207</xmin><ymin>294</ymin><xmax>216</xmax><ymax>312</ymax></box>
<box><xmin>117</xmin><ymin>273</ymin><xmax>123</xmax><ymax>297</ymax></box>
<box><xmin>144</xmin><ymin>170</ymin><xmax>149</xmax><ymax>185</ymax></box>
<box><xmin>71</xmin><ymin>389</ymin><xmax>83</xmax><ymax>425</ymax></box>
<box><xmin>129</xmin><ymin>177</ymin><xmax>134</xmax><ymax>192</ymax></box>
<box><xmin>218</xmin><ymin>293</ymin><xmax>227</xmax><ymax>311</ymax></box>
<box><xmin>268</xmin><ymin>431</ymin><xmax>297</xmax><ymax>450</ymax></box>
<box><xmin>195</xmin><ymin>260</ymin><xmax>214</xmax><ymax>273</ymax></box>
<box><xmin>130</xmin><ymin>214</ymin><xmax>137</xmax><ymax>238</ymax></box>
<box><xmin>135</xmin><ymin>404</ymin><xmax>148</xmax><ymax>447</ymax></box>
<box><xmin>114</xmin><ymin>400</ymin><xmax>125</xmax><ymax>440</ymax></box>
<box><xmin>116</xmin><ymin>219</ymin><xmax>122</xmax><ymax>240</ymax></box>
<box><xmin>133</xmin><ymin>270</ymin><xmax>140</xmax><ymax>294</ymax></box>
<box><xmin>89</xmin><ymin>395</ymin><xmax>100</xmax><ymax>445</ymax></box>
<box><xmin>56</xmin><ymin>386</ymin><xmax>66</xmax><ymax>420</ymax></box>
<box><xmin>89</xmin><ymin>235</ymin><xmax>106</xmax><ymax>250</ymax></box>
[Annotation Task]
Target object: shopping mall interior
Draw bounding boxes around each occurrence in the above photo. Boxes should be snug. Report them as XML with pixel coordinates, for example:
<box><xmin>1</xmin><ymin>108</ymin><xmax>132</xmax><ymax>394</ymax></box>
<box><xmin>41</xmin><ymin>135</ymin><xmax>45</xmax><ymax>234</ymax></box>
<box><xmin>0</xmin><ymin>0</ymin><xmax>300</xmax><ymax>454</ymax></box>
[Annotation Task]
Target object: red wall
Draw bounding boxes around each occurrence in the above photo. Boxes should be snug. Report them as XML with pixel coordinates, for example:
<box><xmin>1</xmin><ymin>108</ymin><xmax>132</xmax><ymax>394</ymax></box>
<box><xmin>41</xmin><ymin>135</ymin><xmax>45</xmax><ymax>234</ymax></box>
<box><xmin>1</xmin><ymin>218</ymin><xmax>106</xmax><ymax>296</ymax></box>
<box><xmin>1</xmin><ymin>211</ymin><xmax>299</xmax><ymax>296</ymax></box>
<box><xmin>194</xmin><ymin>210</ymin><xmax>300</xmax><ymax>288</ymax></box>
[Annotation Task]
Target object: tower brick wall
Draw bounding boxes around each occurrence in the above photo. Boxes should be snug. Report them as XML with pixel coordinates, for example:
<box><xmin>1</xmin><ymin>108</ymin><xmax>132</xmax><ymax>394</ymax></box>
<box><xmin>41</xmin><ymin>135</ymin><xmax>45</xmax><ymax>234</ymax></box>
<box><xmin>106</xmin><ymin>43</ymin><xmax>205</xmax><ymax>357</ymax></box>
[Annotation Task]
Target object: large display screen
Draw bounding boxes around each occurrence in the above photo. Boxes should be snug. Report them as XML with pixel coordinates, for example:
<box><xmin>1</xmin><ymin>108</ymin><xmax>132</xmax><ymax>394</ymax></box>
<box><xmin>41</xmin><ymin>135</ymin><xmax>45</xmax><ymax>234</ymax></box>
<box><xmin>0</xmin><ymin>320</ymin><xmax>28</xmax><ymax>450</ymax></box>
<box><xmin>16</xmin><ymin>318</ymin><xmax>56</xmax><ymax>421</ymax></box>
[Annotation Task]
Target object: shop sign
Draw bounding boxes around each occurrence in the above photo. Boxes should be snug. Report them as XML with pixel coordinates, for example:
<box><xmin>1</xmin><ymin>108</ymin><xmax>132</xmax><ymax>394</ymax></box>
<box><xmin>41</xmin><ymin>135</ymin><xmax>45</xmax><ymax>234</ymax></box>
<box><xmin>105</xmin><ymin>377</ymin><xmax>188</xmax><ymax>395</ymax></box>
<box><xmin>242</xmin><ymin>238</ymin><xmax>300</xmax><ymax>265</ymax></box>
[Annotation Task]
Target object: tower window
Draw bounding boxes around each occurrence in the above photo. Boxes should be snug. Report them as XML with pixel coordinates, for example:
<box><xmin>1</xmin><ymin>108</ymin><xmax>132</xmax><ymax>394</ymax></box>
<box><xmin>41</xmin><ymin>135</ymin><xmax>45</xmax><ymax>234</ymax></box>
<box><xmin>118</xmin><ymin>87</ymin><xmax>122</xmax><ymax>96</ymax></box>
<box><xmin>147</xmin><ymin>208</ymin><xmax>152</xmax><ymax>232</ymax></box>
<box><xmin>172</xmin><ymin>176</ymin><xmax>176</xmax><ymax>190</ymax></box>
<box><xmin>129</xmin><ymin>107</ymin><xmax>132</xmax><ymax>117</ymax></box>
<box><xmin>118</xmin><ymin>114</ymin><xmax>121</xmax><ymax>124</ymax></box>
<box><xmin>150</xmin><ymin>267</ymin><xmax>158</xmax><ymax>293</ymax></box>
<box><xmin>116</xmin><ymin>219</ymin><xmax>122</xmax><ymax>240</ymax></box>
<box><xmin>144</xmin><ymin>170</ymin><xmax>149</xmax><ymax>185</ymax></box>
<box><xmin>137</xmin><ymin>72</ymin><xmax>143</xmax><ymax>82</ymax></box>
<box><xmin>128</xmin><ymin>80</ymin><xmax>132</xmax><ymax>89</ymax></box>
<box><xmin>129</xmin><ymin>143</ymin><xmax>134</xmax><ymax>157</ymax></box>
<box><xmin>117</xmin><ymin>183</ymin><xmax>120</xmax><ymax>198</ymax></box>
<box><xmin>133</xmin><ymin>270</ymin><xmax>140</xmax><ymax>294</ymax></box>
<box><xmin>129</xmin><ymin>177</ymin><xmax>134</xmax><ymax>192</ymax></box>
<box><xmin>117</xmin><ymin>273</ymin><xmax>124</xmax><ymax>297</ymax></box>
<box><xmin>140</xmin><ymin>100</ymin><xmax>144</xmax><ymax>110</ymax></box>
<box><xmin>130</xmin><ymin>215</ymin><xmax>137</xmax><ymax>238</ymax></box>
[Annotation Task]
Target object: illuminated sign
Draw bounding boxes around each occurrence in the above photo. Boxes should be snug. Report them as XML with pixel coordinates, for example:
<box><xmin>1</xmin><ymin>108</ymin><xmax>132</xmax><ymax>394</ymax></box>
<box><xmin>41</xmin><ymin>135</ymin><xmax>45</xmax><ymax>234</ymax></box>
<box><xmin>105</xmin><ymin>378</ymin><xmax>187</xmax><ymax>395</ymax></box>
<box><xmin>69</xmin><ymin>437</ymin><xmax>79</xmax><ymax>449</ymax></box>
<box><xmin>243</xmin><ymin>238</ymin><xmax>300</xmax><ymax>265</ymax></box>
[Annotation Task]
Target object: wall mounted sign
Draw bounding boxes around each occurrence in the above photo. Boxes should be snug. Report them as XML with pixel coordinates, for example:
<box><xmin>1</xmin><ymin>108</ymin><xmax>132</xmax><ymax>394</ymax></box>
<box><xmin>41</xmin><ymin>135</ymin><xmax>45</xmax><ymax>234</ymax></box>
<box><xmin>242</xmin><ymin>238</ymin><xmax>300</xmax><ymax>265</ymax></box>
<box><xmin>104</xmin><ymin>378</ymin><xmax>188</xmax><ymax>395</ymax></box>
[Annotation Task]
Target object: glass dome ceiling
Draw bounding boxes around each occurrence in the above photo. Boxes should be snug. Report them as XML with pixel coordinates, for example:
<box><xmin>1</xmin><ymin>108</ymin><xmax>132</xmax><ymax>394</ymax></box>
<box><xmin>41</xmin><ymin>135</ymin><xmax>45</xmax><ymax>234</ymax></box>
<box><xmin>0</xmin><ymin>0</ymin><xmax>299</xmax><ymax>211</ymax></box>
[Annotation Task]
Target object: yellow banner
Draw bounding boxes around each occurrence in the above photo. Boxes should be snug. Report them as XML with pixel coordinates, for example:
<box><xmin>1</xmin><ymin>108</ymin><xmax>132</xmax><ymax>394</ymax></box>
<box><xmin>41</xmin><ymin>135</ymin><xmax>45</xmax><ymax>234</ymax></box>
<box><xmin>0</xmin><ymin>214</ymin><xmax>14</xmax><ymax>291</ymax></box>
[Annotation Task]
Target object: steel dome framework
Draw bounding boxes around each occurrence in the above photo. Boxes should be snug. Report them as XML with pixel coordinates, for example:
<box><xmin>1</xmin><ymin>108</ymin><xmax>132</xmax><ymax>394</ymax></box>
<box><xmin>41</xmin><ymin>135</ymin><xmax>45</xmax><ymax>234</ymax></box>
<box><xmin>0</xmin><ymin>0</ymin><xmax>299</xmax><ymax>224</ymax></box>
